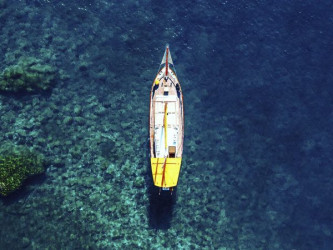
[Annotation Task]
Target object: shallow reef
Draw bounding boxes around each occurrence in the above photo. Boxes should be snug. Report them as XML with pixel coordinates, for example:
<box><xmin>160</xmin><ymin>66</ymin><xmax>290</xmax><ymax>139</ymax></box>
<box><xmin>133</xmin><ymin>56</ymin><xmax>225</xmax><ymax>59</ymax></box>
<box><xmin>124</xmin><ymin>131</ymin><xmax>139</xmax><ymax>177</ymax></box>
<box><xmin>0</xmin><ymin>57</ymin><xmax>56</xmax><ymax>93</ymax></box>
<box><xmin>0</xmin><ymin>145</ymin><xmax>45</xmax><ymax>196</ymax></box>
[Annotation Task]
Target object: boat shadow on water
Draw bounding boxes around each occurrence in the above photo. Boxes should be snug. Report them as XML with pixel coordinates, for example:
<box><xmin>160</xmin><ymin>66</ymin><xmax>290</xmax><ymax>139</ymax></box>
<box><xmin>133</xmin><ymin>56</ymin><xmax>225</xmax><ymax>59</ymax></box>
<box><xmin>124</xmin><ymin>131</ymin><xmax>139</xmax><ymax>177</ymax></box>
<box><xmin>147</xmin><ymin>183</ymin><xmax>177</xmax><ymax>230</ymax></box>
<box><xmin>145</xmin><ymin>140</ymin><xmax>177</xmax><ymax>230</ymax></box>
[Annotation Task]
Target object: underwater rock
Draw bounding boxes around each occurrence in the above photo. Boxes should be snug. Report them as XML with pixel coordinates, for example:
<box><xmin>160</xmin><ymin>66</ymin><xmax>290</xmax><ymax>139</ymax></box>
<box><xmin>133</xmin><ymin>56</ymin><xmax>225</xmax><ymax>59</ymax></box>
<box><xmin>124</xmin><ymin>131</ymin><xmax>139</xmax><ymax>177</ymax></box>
<box><xmin>133</xmin><ymin>176</ymin><xmax>144</xmax><ymax>188</ymax></box>
<box><xmin>0</xmin><ymin>57</ymin><xmax>56</xmax><ymax>93</ymax></box>
<box><xmin>73</xmin><ymin>105</ymin><xmax>82</xmax><ymax>115</ymax></box>
<box><xmin>106</xmin><ymin>164</ymin><xmax>115</xmax><ymax>175</ymax></box>
<box><xmin>0</xmin><ymin>146</ymin><xmax>45</xmax><ymax>196</ymax></box>
<box><xmin>21</xmin><ymin>237</ymin><xmax>30</xmax><ymax>248</ymax></box>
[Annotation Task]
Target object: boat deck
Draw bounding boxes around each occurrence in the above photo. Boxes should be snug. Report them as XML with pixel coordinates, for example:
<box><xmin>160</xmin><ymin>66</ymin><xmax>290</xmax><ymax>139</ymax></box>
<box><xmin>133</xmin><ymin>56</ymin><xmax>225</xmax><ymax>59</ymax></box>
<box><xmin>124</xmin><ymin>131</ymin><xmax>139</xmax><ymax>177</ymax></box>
<box><xmin>150</xmin><ymin>67</ymin><xmax>184</xmax><ymax>159</ymax></box>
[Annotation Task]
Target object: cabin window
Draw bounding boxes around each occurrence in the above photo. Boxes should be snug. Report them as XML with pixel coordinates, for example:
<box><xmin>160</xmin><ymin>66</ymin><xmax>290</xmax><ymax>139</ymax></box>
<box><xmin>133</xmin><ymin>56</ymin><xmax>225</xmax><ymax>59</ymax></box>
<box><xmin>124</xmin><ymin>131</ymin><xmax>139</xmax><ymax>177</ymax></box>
<box><xmin>169</xmin><ymin>146</ymin><xmax>176</xmax><ymax>158</ymax></box>
<box><xmin>164</xmin><ymin>87</ymin><xmax>169</xmax><ymax>96</ymax></box>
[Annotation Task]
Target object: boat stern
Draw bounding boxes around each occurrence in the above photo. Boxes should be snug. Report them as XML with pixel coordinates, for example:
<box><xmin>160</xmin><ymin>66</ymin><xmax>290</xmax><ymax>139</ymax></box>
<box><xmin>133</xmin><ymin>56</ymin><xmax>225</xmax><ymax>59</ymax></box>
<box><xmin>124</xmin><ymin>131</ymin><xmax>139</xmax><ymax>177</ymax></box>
<box><xmin>151</xmin><ymin>157</ymin><xmax>182</xmax><ymax>188</ymax></box>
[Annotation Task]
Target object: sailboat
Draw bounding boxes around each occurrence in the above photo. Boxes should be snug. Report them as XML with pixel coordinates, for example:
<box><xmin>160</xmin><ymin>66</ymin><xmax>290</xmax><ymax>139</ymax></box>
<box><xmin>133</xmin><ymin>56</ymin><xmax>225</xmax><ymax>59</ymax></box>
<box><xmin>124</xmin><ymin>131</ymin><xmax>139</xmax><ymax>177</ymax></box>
<box><xmin>149</xmin><ymin>45</ymin><xmax>184</xmax><ymax>194</ymax></box>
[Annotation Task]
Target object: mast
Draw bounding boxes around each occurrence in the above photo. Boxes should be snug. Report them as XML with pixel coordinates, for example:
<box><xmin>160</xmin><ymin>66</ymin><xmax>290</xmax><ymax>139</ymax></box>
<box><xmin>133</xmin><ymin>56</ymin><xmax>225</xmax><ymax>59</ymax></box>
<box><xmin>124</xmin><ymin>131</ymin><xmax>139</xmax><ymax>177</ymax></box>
<box><xmin>161</xmin><ymin>156</ymin><xmax>167</xmax><ymax>187</ymax></box>
<box><xmin>161</xmin><ymin>44</ymin><xmax>173</xmax><ymax>76</ymax></box>
<box><xmin>164</xmin><ymin>103</ymin><xmax>168</xmax><ymax>150</ymax></box>
<box><xmin>161</xmin><ymin>102</ymin><xmax>168</xmax><ymax>188</ymax></box>
<box><xmin>165</xmin><ymin>46</ymin><xmax>169</xmax><ymax>77</ymax></box>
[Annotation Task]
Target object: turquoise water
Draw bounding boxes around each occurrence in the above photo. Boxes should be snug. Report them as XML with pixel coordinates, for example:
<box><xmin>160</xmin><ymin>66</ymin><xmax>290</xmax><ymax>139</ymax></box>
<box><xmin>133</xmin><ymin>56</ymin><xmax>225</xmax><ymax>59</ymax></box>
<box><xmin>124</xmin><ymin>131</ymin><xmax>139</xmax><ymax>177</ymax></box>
<box><xmin>0</xmin><ymin>0</ymin><xmax>332</xmax><ymax>248</ymax></box>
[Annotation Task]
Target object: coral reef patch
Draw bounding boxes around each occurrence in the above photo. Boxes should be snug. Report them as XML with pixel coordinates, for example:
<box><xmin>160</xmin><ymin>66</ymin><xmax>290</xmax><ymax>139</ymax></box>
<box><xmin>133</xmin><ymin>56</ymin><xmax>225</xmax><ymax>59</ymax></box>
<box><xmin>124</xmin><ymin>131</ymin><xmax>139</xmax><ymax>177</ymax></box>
<box><xmin>0</xmin><ymin>57</ymin><xmax>56</xmax><ymax>93</ymax></box>
<box><xmin>0</xmin><ymin>145</ymin><xmax>45</xmax><ymax>196</ymax></box>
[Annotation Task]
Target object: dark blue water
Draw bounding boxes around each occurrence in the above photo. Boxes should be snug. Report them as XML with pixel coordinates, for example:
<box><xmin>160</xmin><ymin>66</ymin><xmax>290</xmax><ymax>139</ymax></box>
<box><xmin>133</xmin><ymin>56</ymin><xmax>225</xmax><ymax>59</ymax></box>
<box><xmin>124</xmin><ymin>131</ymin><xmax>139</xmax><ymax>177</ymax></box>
<box><xmin>0</xmin><ymin>0</ymin><xmax>332</xmax><ymax>248</ymax></box>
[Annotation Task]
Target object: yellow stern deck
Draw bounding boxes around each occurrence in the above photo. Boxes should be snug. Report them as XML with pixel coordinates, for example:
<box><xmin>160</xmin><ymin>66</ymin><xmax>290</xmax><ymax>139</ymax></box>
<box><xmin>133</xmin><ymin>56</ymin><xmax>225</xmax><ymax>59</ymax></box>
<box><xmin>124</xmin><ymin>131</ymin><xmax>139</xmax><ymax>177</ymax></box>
<box><xmin>151</xmin><ymin>158</ymin><xmax>182</xmax><ymax>188</ymax></box>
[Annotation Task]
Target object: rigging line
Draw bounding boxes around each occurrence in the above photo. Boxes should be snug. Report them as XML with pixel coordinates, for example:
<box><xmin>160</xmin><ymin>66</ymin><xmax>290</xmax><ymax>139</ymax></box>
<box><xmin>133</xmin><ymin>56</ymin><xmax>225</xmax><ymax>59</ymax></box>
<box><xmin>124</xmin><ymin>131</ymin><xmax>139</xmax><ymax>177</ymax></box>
<box><xmin>161</xmin><ymin>156</ymin><xmax>167</xmax><ymax>187</ymax></box>
<box><xmin>154</xmin><ymin>157</ymin><xmax>159</xmax><ymax>183</ymax></box>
